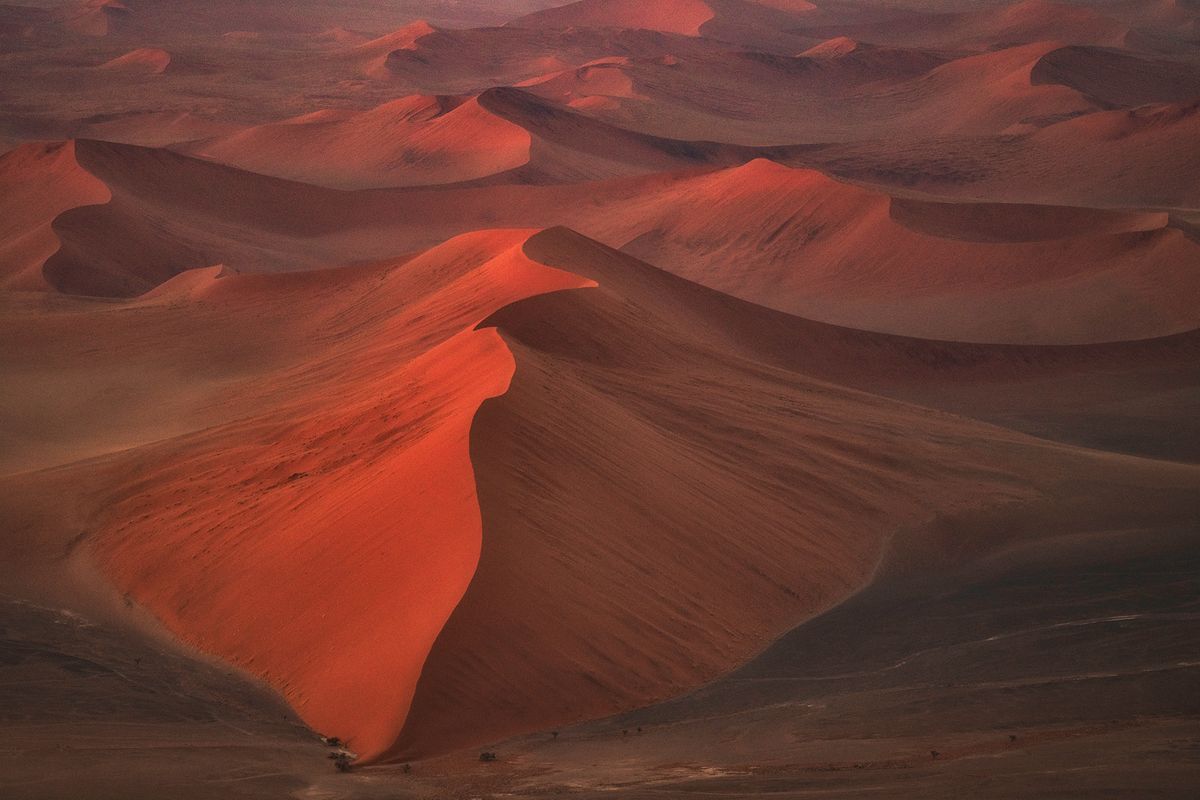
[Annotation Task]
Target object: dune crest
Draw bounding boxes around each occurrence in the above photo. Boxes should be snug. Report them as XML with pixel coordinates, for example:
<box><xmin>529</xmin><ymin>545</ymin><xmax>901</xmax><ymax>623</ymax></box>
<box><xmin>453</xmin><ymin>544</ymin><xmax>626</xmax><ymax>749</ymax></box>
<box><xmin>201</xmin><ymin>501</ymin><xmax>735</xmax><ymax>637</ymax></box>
<box><xmin>35</xmin><ymin>230</ymin><xmax>596</xmax><ymax>761</ymax></box>
<box><xmin>512</xmin><ymin>0</ymin><xmax>717</xmax><ymax>36</ymax></box>
<box><xmin>0</xmin><ymin>141</ymin><xmax>110</xmax><ymax>291</ymax></box>
<box><xmin>98</xmin><ymin>47</ymin><xmax>171</xmax><ymax>74</ymax></box>
<box><xmin>189</xmin><ymin>95</ymin><xmax>532</xmax><ymax>189</ymax></box>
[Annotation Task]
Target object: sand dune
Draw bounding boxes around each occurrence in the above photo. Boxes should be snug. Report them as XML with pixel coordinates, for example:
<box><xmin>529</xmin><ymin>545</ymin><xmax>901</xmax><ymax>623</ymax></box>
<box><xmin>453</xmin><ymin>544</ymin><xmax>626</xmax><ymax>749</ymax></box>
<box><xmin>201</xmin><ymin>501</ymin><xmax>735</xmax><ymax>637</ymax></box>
<box><xmin>1</xmin><ymin>2</ymin><xmax>1198</xmax><ymax>794</ymax></box>
<box><xmin>97</xmin><ymin>46</ymin><xmax>171</xmax><ymax>74</ymax></box>
<box><xmin>0</xmin><ymin>141</ymin><xmax>110</xmax><ymax>291</ymax></box>
<box><xmin>565</xmin><ymin>160</ymin><xmax>1200</xmax><ymax>343</ymax></box>
<box><xmin>0</xmin><ymin>229</ymin><xmax>593</xmax><ymax>763</ymax></box>
<box><xmin>388</xmin><ymin>227</ymin><xmax>1197</xmax><ymax>758</ymax></box>
<box><xmin>798</xmin><ymin>0</ymin><xmax>1129</xmax><ymax>50</ymax></box>
<box><xmin>512</xmin><ymin>0</ymin><xmax>720</xmax><ymax>36</ymax></box>
<box><xmin>77</xmin><ymin>111</ymin><xmax>238</xmax><ymax>148</ymax></box>
<box><xmin>343</xmin><ymin>20</ymin><xmax>437</xmax><ymax>77</ymax></box>
<box><xmin>511</xmin><ymin>0</ymin><xmax>818</xmax><ymax>50</ymax></box>
<box><xmin>189</xmin><ymin>95</ymin><xmax>532</xmax><ymax>189</ymax></box>
<box><xmin>1031</xmin><ymin>45</ymin><xmax>1200</xmax><ymax>108</ymax></box>
<box><xmin>20</xmin><ymin>138</ymin><xmax>1197</xmax><ymax>342</ymax></box>
<box><xmin>63</xmin><ymin>0</ymin><xmax>131</xmax><ymax>37</ymax></box>
<box><xmin>520</xmin><ymin>40</ymin><xmax>1094</xmax><ymax>144</ymax></box>
<box><xmin>369</xmin><ymin>24</ymin><xmax>728</xmax><ymax>94</ymax></box>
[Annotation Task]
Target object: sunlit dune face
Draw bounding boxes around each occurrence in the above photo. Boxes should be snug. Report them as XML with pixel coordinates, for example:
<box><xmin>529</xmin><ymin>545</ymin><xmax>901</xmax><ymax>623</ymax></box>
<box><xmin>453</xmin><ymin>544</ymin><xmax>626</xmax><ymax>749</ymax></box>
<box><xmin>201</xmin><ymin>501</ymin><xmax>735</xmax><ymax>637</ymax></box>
<box><xmin>0</xmin><ymin>0</ymin><xmax>1198</xmax><ymax>791</ymax></box>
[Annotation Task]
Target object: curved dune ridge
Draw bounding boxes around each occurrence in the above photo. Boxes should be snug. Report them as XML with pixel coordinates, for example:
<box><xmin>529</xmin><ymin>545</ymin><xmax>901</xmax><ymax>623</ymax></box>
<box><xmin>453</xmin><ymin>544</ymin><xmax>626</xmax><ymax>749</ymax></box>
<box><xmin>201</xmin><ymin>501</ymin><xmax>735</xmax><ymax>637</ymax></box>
<box><xmin>390</xmin><ymin>228</ymin><xmax>1200</xmax><ymax>758</ymax></box>
<box><xmin>65</xmin><ymin>230</ymin><xmax>594</xmax><ymax>762</ymax></box>
<box><xmin>188</xmin><ymin>95</ymin><xmax>532</xmax><ymax>189</ymax></box>
<box><xmin>1030</xmin><ymin>45</ymin><xmax>1200</xmax><ymax>107</ymax></box>
<box><xmin>575</xmin><ymin>159</ymin><xmax>1200</xmax><ymax>344</ymax></box>
<box><xmin>511</xmin><ymin>0</ymin><xmax>718</xmax><ymax>36</ymax></box>
<box><xmin>511</xmin><ymin>0</ymin><xmax>818</xmax><ymax>50</ymax></box>
<box><xmin>513</xmin><ymin>39</ymin><xmax>1095</xmax><ymax>145</ymax></box>
<box><xmin>344</xmin><ymin>19</ymin><xmax>437</xmax><ymax>77</ymax></box>
<box><xmin>62</xmin><ymin>0</ymin><xmax>130</xmax><ymax>37</ymax></box>
<box><xmin>12</xmin><ymin>139</ymin><xmax>1198</xmax><ymax>343</ymax></box>
<box><xmin>97</xmin><ymin>46</ymin><xmax>171</xmax><ymax>74</ymax></box>
<box><xmin>13</xmin><ymin>224</ymin><xmax>1190</xmax><ymax>767</ymax></box>
<box><xmin>0</xmin><ymin>141</ymin><xmax>110</xmax><ymax>291</ymax></box>
<box><xmin>1</xmin><ymin>1</ymin><xmax>1199</xmax><ymax>786</ymax></box>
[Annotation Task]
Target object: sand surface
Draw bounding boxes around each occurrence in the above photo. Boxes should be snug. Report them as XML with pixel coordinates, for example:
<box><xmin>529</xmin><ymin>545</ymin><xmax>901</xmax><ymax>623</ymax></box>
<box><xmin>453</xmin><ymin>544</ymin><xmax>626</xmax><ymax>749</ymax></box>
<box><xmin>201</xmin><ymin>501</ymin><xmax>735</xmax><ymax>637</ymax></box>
<box><xmin>1</xmin><ymin>0</ymin><xmax>1198</xmax><ymax>796</ymax></box>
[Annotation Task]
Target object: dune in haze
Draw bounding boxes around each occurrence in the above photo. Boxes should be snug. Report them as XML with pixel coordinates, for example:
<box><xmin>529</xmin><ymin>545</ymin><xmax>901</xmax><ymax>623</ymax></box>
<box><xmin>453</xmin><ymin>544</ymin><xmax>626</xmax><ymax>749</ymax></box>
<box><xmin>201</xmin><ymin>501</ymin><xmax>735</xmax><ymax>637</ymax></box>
<box><xmin>512</xmin><ymin>0</ymin><xmax>819</xmax><ymax>51</ymax></box>
<box><xmin>514</xmin><ymin>0</ymin><xmax>718</xmax><ymax>36</ymax></box>
<box><xmin>1031</xmin><ymin>44</ymin><xmax>1200</xmax><ymax>107</ymax></box>
<box><xmin>63</xmin><ymin>0</ymin><xmax>131</xmax><ymax>37</ymax></box>
<box><xmin>97</xmin><ymin>47</ymin><xmax>171</xmax><ymax>74</ymax></box>
<box><xmin>343</xmin><ymin>19</ymin><xmax>437</xmax><ymax>77</ymax></box>
<box><xmin>798</xmin><ymin>0</ymin><xmax>1128</xmax><ymax>50</ymax></box>
<box><xmin>189</xmin><ymin>95</ymin><xmax>532</xmax><ymax>189</ymax></box>
<box><xmin>518</xmin><ymin>39</ymin><xmax>1094</xmax><ymax>144</ymax></box>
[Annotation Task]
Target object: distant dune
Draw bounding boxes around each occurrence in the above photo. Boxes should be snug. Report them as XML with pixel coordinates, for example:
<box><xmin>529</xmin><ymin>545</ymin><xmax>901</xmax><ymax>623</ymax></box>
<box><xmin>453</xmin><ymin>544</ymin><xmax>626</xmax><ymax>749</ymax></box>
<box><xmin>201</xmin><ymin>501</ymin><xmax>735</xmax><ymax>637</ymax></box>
<box><xmin>97</xmin><ymin>47</ymin><xmax>171</xmax><ymax>74</ymax></box>
<box><xmin>189</xmin><ymin>95</ymin><xmax>532</xmax><ymax>188</ymax></box>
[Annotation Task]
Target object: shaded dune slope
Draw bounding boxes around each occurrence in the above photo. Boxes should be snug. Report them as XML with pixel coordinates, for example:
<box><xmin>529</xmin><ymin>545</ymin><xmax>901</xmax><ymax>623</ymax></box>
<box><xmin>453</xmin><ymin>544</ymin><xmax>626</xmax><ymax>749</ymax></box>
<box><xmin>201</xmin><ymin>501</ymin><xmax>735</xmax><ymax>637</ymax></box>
<box><xmin>1</xmin><ymin>229</ymin><xmax>592</xmax><ymax>763</ymax></box>
<box><xmin>0</xmin><ymin>141</ymin><xmax>110</xmax><ymax>291</ymax></box>
<box><xmin>386</xmin><ymin>228</ymin><xmax>1196</xmax><ymax>759</ymax></box>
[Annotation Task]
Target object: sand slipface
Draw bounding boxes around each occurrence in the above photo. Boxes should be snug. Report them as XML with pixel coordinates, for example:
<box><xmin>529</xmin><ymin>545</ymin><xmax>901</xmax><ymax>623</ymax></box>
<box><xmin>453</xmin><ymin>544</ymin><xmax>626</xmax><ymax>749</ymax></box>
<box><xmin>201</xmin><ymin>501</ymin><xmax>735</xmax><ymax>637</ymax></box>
<box><xmin>1</xmin><ymin>0</ymin><xmax>1199</xmax><ymax>795</ymax></box>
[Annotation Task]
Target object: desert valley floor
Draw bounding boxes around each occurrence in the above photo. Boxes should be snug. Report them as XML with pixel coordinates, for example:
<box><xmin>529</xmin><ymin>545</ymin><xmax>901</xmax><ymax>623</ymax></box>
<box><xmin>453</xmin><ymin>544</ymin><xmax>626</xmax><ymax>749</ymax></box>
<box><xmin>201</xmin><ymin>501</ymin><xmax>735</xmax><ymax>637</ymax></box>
<box><xmin>1</xmin><ymin>0</ymin><xmax>1199</xmax><ymax>798</ymax></box>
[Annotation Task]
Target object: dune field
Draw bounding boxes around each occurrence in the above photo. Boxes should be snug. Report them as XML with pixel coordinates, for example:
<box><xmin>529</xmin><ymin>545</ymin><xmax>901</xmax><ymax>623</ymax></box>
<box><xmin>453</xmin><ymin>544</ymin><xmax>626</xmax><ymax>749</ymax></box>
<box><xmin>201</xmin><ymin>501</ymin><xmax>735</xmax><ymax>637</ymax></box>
<box><xmin>1</xmin><ymin>1</ymin><xmax>1198</xmax><ymax>798</ymax></box>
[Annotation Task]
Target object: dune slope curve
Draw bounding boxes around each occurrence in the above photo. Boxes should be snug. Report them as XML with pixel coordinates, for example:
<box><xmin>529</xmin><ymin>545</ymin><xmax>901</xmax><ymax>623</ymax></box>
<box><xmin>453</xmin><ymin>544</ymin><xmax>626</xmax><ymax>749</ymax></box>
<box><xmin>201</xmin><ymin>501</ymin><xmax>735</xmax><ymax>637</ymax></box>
<box><xmin>16</xmin><ymin>230</ymin><xmax>595</xmax><ymax>762</ymax></box>
<box><xmin>386</xmin><ymin>227</ymin><xmax>1154</xmax><ymax>759</ymax></box>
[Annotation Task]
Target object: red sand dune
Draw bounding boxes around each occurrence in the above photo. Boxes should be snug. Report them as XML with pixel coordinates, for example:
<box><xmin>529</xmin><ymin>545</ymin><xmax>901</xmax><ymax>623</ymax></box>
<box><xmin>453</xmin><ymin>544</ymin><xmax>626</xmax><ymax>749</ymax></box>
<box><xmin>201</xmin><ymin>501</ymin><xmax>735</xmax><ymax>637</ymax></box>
<box><xmin>362</xmin><ymin>24</ymin><xmax>726</xmax><ymax>95</ymax></box>
<box><xmin>798</xmin><ymin>0</ymin><xmax>1129</xmax><ymax>50</ymax></box>
<box><xmin>512</xmin><ymin>0</ymin><xmax>818</xmax><ymax>51</ymax></box>
<box><xmin>2</xmin><ymin>229</ymin><xmax>592</xmax><ymax>762</ymax></box>
<box><xmin>15</xmin><ymin>138</ymin><xmax>1196</xmax><ymax>342</ymax></box>
<box><xmin>519</xmin><ymin>40</ymin><xmax>1089</xmax><ymax>144</ymax></box>
<box><xmin>958</xmin><ymin>98</ymin><xmax>1200</xmax><ymax>207</ymax></box>
<box><xmin>566</xmin><ymin>160</ymin><xmax>1200</xmax><ymax>343</ymax></box>
<box><xmin>387</xmin><ymin>228</ymin><xmax>1198</xmax><ymax>758</ymax></box>
<box><xmin>0</xmin><ymin>141</ymin><xmax>109</xmax><ymax>291</ymax></box>
<box><xmin>2</xmin><ymin>0</ymin><xmax>1198</xmax><ymax>795</ymax></box>
<box><xmin>343</xmin><ymin>20</ymin><xmax>437</xmax><ymax>77</ymax></box>
<box><xmin>97</xmin><ymin>47</ymin><xmax>171</xmax><ymax>74</ymax></box>
<box><xmin>188</xmin><ymin>95</ymin><xmax>532</xmax><ymax>189</ymax></box>
<box><xmin>514</xmin><ymin>0</ymin><xmax>719</xmax><ymax>36</ymax></box>
<box><xmin>800</xmin><ymin>34</ymin><xmax>859</xmax><ymax>58</ymax></box>
<box><xmin>77</xmin><ymin>111</ymin><xmax>239</xmax><ymax>148</ymax></box>
<box><xmin>12</xmin><ymin>224</ymin><xmax>1190</xmax><ymax>766</ymax></box>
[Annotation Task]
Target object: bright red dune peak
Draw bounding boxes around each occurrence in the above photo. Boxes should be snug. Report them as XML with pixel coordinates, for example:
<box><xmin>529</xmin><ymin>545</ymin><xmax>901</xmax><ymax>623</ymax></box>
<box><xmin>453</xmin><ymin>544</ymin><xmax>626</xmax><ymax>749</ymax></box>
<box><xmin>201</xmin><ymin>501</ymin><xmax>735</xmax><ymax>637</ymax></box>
<box><xmin>1</xmin><ymin>1</ymin><xmax>1199</xmax><ymax>797</ymax></box>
